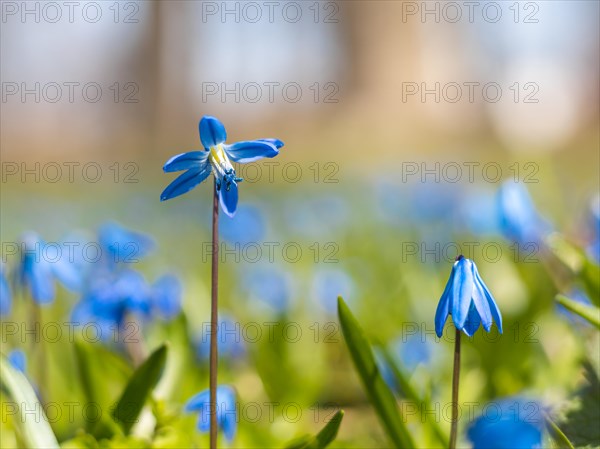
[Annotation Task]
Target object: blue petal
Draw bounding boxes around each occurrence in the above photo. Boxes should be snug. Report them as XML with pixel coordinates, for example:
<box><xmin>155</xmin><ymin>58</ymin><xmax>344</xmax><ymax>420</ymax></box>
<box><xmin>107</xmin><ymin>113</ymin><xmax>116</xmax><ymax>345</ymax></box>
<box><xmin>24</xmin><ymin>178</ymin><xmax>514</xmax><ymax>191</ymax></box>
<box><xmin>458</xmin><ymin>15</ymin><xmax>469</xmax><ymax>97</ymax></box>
<box><xmin>258</xmin><ymin>138</ymin><xmax>284</xmax><ymax>149</ymax></box>
<box><xmin>225</xmin><ymin>140</ymin><xmax>279</xmax><ymax>163</ymax></box>
<box><xmin>185</xmin><ymin>389</ymin><xmax>210</xmax><ymax>412</ymax></box>
<box><xmin>471</xmin><ymin>264</ymin><xmax>493</xmax><ymax>331</ymax></box>
<box><xmin>163</xmin><ymin>151</ymin><xmax>209</xmax><ymax>173</ymax></box>
<box><xmin>451</xmin><ymin>258</ymin><xmax>475</xmax><ymax>330</ymax></box>
<box><xmin>217</xmin><ymin>386</ymin><xmax>237</xmax><ymax>442</ymax></box>
<box><xmin>199</xmin><ymin>116</ymin><xmax>227</xmax><ymax>149</ymax></box>
<box><xmin>151</xmin><ymin>274</ymin><xmax>182</xmax><ymax>320</ymax></box>
<box><xmin>98</xmin><ymin>222</ymin><xmax>155</xmax><ymax>261</ymax></box>
<box><xmin>462</xmin><ymin>304</ymin><xmax>481</xmax><ymax>337</ymax></box>
<box><xmin>467</xmin><ymin>397</ymin><xmax>543</xmax><ymax>449</ymax></box>
<box><xmin>161</xmin><ymin>164</ymin><xmax>211</xmax><ymax>201</ymax></box>
<box><xmin>474</xmin><ymin>266</ymin><xmax>503</xmax><ymax>333</ymax></box>
<box><xmin>435</xmin><ymin>268</ymin><xmax>455</xmax><ymax>337</ymax></box>
<box><xmin>196</xmin><ymin>412</ymin><xmax>210</xmax><ymax>433</ymax></box>
<box><xmin>28</xmin><ymin>260</ymin><xmax>55</xmax><ymax>304</ymax></box>
<box><xmin>51</xmin><ymin>257</ymin><xmax>81</xmax><ymax>291</ymax></box>
<box><xmin>219</xmin><ymin>180</ymin><xmax>239</xmax><ymax>217</ymax></box>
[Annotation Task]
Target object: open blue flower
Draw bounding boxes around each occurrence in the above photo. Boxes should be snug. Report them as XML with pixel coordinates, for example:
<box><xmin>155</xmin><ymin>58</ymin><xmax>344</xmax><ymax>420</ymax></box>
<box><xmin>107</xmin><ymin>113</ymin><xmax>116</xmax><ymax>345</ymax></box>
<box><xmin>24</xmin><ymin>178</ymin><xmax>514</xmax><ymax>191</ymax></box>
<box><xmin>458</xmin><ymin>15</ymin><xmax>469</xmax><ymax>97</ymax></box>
<box><xmin>161</xmin><ymin>116</ymin><xmax>284</xmax><ymax>217</ymax></box>
<box><xmin>467</xmin><ymin>397</ymin><xmax>544</xmax><ymax>449</ymax></box>
<box><xmin>185</xmin><ymin>385</ymin><xmax>237</xmax><ymax>443</ymax></box>
<box><xmin>435</xmin><ymin>256</ymin><xmax>502</xmax><ymax>337</ymax></box>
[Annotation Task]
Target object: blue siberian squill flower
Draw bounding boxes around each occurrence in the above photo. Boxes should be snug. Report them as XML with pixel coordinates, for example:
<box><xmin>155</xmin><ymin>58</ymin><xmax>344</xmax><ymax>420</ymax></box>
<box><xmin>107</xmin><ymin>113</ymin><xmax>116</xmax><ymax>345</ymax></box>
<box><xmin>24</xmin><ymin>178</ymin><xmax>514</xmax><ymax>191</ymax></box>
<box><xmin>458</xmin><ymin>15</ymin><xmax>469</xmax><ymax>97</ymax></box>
<box><xmin>150</xmin><ymin>274</ymin><xmax>182</xmax><ymax>320</ymax></box>
<box><xmin>185</xmin><ymin>385</ymin><xmax>237</xmax><ymax>443</ymax></box>
<box><xmin>467</xmin><ymin>397</ymin><xmax>544</xmax><ymax>449</ymax></box>
<box><xmin>312</xmin><ymin>267</ymin><xmax>355</xmax><ymax>314</ymax></box>
<box><xmin>393</xmin><ymin>333</ymin><xmax>433</xmax><ymax>373</ymax></box>
<box><xmin>16</xmin><ymin>232</ymin><xmax>79</xmax><ymax>304</ymax></box>
<box><xmin>98</xmin><ymin>221</ymin><xmax>154</xmax><ymax>264</ymax></box>
<box><xmin>160</xmin><ymin>116</ymin><xmax>284</xmax><ymax>217</ymax></box>
<box><xmin>72</xmin><ymin>269</ymin><xmax>153</xmax><ymax>339</ymax></box>
<box><xmin>0</xmin><ymin>263</ymin><xmax>11</xmax><ymax>315</ymax></box>
<box><xmin>497</xmin><ymin>181</ymin><xmax>549</xmax><ymax>248</ymax></box>
<box><xmin>242</xmin><ymin>265</ymin><xmax>292</xmax><ymax>314</ymax></box>
<box><xmin>435</xmin><ymin>256</ymin><xmax>502</xmax><ymax>337</ymax></box>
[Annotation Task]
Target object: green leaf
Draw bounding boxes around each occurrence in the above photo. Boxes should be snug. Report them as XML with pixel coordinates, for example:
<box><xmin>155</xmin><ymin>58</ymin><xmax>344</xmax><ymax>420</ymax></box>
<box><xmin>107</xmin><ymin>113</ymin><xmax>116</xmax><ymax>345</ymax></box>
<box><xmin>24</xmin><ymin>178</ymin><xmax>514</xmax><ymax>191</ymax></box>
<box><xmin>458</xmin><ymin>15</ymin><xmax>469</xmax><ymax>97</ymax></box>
<box><xmin>311</xmin><ymin>410</ymin><xmax>344</xmax><ymax>448</ymax></box>
<box><xmin>73</xmin><ymin>339</ymin><xmax>130</xmax><ymax>438</ymax></box>
<box><xmin>556</xmin><ymin>295</ymin><xmax>600</xmax><ymax>329</ymax></box>
<box><xmin>559</xmin><ymin>362</ymin><xmax>600</xmax><ymax>446</ymax></box>
<box><xmin>284</xmin><ymin>410</ymin><xmax>344</xmax><ymax>449</ymax></box>
<box><xmin>285</xmin><ymin>435</ymin><xmax>313</xmax><ymax>449</ymax></box>
<box><xmin>0</xmin><ymin>353</ymin><xmax>60</xmax><ymax>449</ymax></box>
<box><xmin>337</xmin><ymin>297</ymin><xmax>415</xmax><ymax>449</ymax></box>
<box><xmin>112</xmin><ymin>344</ymin><xmax>168</xmax><ymax>434</ymax></box>
<box><xmin>544</xmin><ymin>414</ymin><xmax>575</xmax><ymax>449</ymax></box>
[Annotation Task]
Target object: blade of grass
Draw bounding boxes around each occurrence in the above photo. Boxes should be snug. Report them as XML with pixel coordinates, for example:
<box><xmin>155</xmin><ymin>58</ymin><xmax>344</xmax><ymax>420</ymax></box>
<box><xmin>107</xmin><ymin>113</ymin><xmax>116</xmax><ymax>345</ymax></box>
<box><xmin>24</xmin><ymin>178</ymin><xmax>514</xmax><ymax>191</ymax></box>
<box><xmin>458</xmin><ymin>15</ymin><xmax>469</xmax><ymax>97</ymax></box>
<box><xmin>556</xmin><ymin>294</ymin><xmax>600</xmax><ymax>329</ymax></box>
<box><xmin>337</xmin><ymin>297</ymin><xmax>415</xmax><ymax>449</ymax></box>
<box><xmin>0</xmin><ymin>353</ymin><xmax>60</xmax><ymax>449</ymax></box>
<box><xmin>544</xmin><ymin>414</ymin><xmax>575</xmax><ymax>449</ymax></box>
<box><xmin>112</xmin><ymin>344</ymin><xmax>167</xmax><ymax>434</ymax></box>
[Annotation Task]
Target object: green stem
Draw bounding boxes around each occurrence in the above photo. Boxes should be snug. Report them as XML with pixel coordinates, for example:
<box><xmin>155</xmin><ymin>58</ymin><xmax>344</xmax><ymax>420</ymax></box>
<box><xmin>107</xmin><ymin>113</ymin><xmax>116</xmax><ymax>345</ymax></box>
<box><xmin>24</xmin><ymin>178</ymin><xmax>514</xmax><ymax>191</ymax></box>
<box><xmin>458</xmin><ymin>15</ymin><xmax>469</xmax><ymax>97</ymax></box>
<box><xmin>449</xmin><ymin>329</ymin><xmax>461</xmax><ymax>449</ymax></box>
<box><xmin>209</xmin><ymin>178</ymin><xmax>219</xmax><ymax>449</ymax></box>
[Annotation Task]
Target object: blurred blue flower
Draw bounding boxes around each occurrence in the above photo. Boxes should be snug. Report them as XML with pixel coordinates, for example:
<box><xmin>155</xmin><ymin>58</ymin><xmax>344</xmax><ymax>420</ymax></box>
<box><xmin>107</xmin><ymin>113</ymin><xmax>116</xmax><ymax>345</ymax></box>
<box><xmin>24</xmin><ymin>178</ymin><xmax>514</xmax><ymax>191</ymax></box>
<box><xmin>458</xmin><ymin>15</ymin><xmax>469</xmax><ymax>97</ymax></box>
<box><xmin>113</xmin><ymin>269</ymin><xmax>152</xmax><ymax>317</ymax></box>
<box><xmin>461</xmin><ymin>188</ymin><xmax>500</xmax><ymax>236</ymax></box>
<box><xmin>150</xmin><ymin>274</ymin><xmax>182</xmax><ymax>320</ymax></box>
<box><xmin>467</xmin><ymin>397</ymin><xmax>544</xmax><ymax>449</ymax></box>
<box><xmin>7</xmin><ymin>349</ymin><xmax>26</xmax><ymax>374</ymax></box>
<box><xmin>220</xmin><ymin>204</ymin><xmax>266</xmax><ymax>245</ymax></box>
<box><xmin>98</xmin><ymin>221</ymin><xmax>154</xmax><ymax>264</ymax></box>
<box><xmin>0</xmin><ymin>264</ymin><xmax>11</xmax><ymax>316</ymax></box>
<box><xmin>161</xmin><ymin>115</ymin><xmax>284</xmax><ymax>217</ymax></box>
<box><xmin>242</xmin><ymin>265</ymin><xmax>291</xmax><ymax>314</ymax></box>
<box><xmin>374</xmin><ymin>348</ymin><xmax>397</xmax><ymax>393</ymax></box>
<box><xmin>16</xmin><ymin>232</ymin><xmax>79</xmax><ymax>304</ymax></box>
<box><xmin>435</xmin><ymin>256</ymin><xmax>502</xmax><ymax>337</ymax></box>
<box><xmin>185</xmin><ymin>385</ymin><xmax>237</xmax><ymax>443</ymax></box>
<box><xmin>411</xmin><ymin>183</ymin><xmax>461</xmax><ymax>223</ymax></box>
<box><xmin>72</xmin><ymin>269</ymin><xmax>153</xmax><ymax>338</ymax></box>
<box><xmin>195</xmin><ymin>315</ymin><xmax>246</xmax><ymax>362</ymax></box>
<box><xmin>497</xmin><ymin>181</ymin><xmax>549</xmax><ymax>247</ymax></box>
<box><xmin>312</xmin><ymin>267</ymin><xmax>355</xmax><ymax>314</ymax></box>
<box><xmin>392</xmin><ymin>334</ymin><xmax>432</xmax><ymax>373</ymax></box>
<box><xmin>375</xmin><ymin>336</ymin><xmax>435</xmax><ymax>396</ymax></box>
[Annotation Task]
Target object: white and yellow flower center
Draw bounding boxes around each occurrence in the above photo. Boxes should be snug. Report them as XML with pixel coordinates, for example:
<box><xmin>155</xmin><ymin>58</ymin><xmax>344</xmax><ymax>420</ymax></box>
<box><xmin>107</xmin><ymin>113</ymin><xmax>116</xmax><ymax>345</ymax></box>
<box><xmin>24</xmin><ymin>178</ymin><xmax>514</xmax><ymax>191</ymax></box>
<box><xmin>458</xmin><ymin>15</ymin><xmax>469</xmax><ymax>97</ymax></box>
<box><xmin>209</xmin><ymin>144</ymin><xmax>234</xmax><ymax>179</ymax></box>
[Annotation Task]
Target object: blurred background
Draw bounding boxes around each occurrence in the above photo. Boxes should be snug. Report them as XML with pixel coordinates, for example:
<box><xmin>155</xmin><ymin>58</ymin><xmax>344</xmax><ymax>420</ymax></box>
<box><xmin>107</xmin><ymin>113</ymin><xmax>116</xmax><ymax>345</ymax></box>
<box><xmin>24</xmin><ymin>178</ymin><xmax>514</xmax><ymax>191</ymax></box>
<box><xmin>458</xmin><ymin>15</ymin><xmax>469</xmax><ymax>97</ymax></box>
<box><xmin>1</xmin><ymin>1</ymin><xmax>599</xmax><ymax>448</ymax></box>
